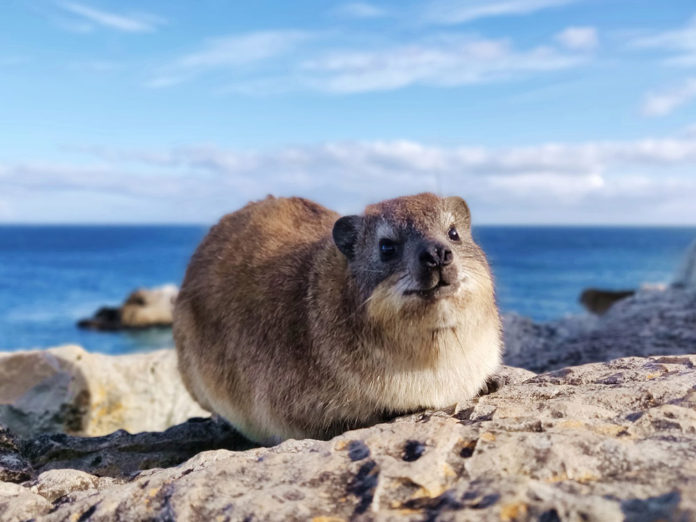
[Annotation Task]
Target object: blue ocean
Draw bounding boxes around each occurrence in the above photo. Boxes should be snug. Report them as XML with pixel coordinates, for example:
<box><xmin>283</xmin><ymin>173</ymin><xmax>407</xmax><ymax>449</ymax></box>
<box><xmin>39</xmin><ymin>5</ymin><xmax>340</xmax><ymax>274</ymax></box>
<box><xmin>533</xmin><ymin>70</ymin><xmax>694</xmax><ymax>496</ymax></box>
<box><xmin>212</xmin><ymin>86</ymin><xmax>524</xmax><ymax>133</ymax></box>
<box><xmin>1</xmin><ymin>225</ymin><xmax>694</xmax><ymax>354</ymax></box>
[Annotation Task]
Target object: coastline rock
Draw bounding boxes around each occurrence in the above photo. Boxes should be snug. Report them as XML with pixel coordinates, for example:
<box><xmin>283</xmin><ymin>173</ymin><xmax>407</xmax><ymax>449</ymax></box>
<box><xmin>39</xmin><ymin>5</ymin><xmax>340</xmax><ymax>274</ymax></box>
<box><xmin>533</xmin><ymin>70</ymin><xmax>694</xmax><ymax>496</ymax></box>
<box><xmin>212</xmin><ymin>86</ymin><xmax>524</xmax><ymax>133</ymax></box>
<box><xmin>504</xmin><ymin>286</ymin><xmax>696</xmax><ymax>372</ymax></box>
<box><xmin>579</xmin><ymin>288</ymin><xmax>635</xmax><ymax>315</ymax></box>
<box><xmin>1</xmin><ymin>354</ymin><xmax>695</xmax><ymax>520</ymax></box>
<box><xmin>76</xmin><ymin>306</ymin><xmax>122</xmax><ymax>331</ymax></box>
<box><xmin>0</xmin><ymin>345</ymin><xmax>207</xmax><ymax>437</ymax></box>
<box><xmin>77</xmin><ymin>284</ymin><xmax>178</xmax><ymax>331</ymax></box>
<box><xmin>674</xmin><ymin>239</ymin><xmax>696</xmax><ymax>288</ymax></box>
<box><xmin>120</xmin><ymin>284</ymin><xmax>178</xmax><ymax>328</ymax></box>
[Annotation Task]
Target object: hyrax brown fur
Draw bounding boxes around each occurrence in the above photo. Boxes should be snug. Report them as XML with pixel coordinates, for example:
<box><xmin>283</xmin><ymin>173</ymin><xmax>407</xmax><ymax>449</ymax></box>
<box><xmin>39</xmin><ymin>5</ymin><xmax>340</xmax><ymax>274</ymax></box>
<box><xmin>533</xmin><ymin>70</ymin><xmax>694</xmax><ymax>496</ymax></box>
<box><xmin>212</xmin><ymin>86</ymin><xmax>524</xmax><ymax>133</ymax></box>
<box><xmin>174</xmin><ymin>193</ymin><xmax>502</xmax><ymax>444</ymax></box>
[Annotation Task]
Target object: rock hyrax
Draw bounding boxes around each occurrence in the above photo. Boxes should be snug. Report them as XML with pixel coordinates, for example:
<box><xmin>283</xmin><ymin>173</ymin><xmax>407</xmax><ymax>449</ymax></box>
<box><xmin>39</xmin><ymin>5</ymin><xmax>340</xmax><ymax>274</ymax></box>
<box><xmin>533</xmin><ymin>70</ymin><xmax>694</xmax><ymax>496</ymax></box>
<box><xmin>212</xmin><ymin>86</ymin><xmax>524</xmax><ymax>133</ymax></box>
<box><xmin>174</xmin><ymin>193</ymin><xmax>502</xmax><ymax>444</ymax></box>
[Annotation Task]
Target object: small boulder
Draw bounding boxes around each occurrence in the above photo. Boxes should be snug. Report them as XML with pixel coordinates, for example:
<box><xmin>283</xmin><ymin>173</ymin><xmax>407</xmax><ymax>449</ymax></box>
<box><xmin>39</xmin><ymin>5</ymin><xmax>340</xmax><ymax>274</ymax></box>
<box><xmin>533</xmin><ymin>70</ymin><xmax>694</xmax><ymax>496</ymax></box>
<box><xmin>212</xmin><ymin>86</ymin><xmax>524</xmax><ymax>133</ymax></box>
<box><xmin>120</xmin><ymin>284</ymin><xmax>178</xmax><ymax>328</ymax></box>
<box><xmin>77</xmin><ymin>284</ymin><xmax>178</xmax><ymax>331</ymax></box>
<box><xmin>0</xmin><ymin>345</ymin><xmax>207</xmax><ymax>437</ymax></box>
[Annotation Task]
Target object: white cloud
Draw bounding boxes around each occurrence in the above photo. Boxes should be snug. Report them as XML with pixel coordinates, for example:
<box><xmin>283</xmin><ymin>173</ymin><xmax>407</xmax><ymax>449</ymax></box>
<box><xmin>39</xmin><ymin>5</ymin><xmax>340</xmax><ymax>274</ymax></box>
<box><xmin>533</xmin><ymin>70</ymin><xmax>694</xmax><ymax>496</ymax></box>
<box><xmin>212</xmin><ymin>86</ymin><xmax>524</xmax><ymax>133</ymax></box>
<box><xmin>75</xmin><ymin>137</ymin><xmax>696</xmax><ymax>186</ymax></box>
<box><xmin>300</xmin><ymin>35</ymin><xmax>585</xmax><ymax>93</ymax></box>
<box><xmin>146</xmin><ymin>33</ymin><xmax>587</xmax><ymax>93</ymax></box>
<box><xmin>58</xmin><ymin>2</ymin><xmax>164</xmax><ymax>33</ymax></box>
<box><xmin>332</xmin><ymin>3</ymin><xmax>387</xmax><ymax>19</ymax></box>
<box><xmin>555</xmin><ymin>26</ymin><xmax>598</xmax><ymax>51</ymax></box>
<box><xmin>146</xmin><ymin>30</ymin><xmax>312</xmax><ymax>88</ymax></box>
<box><xmin>424</xmin><ymin>0</ymin><xmax>575</xmax><ymax>25</ymax></box>
<box><xmin>7</xmin><ymin>135</ymin><xmax>696</xmax><ymax>224</ymax></box>
<box><xmin>642</xmin><ymin>78</ymin><xmax>696</xmax><ymax>116</ymax></box>
<box><xmin>147</xmin><ymin>17</ymin><xmax>593</xmax><ymax>93</ymax></box>
<box><xmin>630</xmin><ymin>15</ymin><xmax>696</xmax><ymax>67</ymax></box>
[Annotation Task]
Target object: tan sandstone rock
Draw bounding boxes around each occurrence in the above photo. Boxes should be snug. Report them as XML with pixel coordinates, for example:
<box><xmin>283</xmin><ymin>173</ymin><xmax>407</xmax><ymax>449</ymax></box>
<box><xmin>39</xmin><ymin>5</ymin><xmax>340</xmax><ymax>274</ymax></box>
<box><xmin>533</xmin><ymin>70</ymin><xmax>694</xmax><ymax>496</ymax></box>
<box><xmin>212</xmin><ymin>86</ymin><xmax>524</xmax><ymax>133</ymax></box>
<box><xmin>120</xmin><ymin>284</ymin><xmax>178</xmax><ymax>328</ymax></box>
<box><xmin>0</xmin><ymin>345</ymin><xmax>207</xmax><ymax>437</ymax></box>
<box><xmin>77</xmin><ymin>284</ymin><xmax>178</xmax><ymax>330</ymax></box>
<box><xmin>1</xmin><ymin>354</ymin><xmax>695</xmax><ymax>521</ymax></box>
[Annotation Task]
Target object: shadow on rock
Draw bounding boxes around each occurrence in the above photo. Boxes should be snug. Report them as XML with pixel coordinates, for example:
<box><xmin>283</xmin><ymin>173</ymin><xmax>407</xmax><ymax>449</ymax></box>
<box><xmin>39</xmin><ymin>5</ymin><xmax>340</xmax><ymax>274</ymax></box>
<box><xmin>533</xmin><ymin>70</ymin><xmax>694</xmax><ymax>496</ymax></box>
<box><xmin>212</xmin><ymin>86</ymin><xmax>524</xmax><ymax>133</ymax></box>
<box><xmin>19</xmin><ymin>417</ymin><xmax>257</xmax><ymax>480</ymax></box>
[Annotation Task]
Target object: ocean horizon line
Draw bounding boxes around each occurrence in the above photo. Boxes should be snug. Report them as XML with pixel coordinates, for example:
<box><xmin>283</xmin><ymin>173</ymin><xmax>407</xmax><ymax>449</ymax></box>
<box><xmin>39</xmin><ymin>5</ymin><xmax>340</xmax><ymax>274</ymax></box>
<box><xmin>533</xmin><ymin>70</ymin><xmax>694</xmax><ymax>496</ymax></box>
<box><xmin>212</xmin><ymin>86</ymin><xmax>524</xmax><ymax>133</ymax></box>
<box><xmin>2</xmin><ymin>223</ymin><xmax>696</xmax><ymax>229</ymax></box>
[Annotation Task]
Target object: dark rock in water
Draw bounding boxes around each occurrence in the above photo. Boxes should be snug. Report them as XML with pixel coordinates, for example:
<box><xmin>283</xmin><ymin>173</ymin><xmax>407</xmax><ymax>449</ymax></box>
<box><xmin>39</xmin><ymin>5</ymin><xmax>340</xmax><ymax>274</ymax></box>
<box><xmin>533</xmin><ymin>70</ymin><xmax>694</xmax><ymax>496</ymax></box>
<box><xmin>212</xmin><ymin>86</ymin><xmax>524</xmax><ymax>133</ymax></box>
<box><xmin>580</xmin><ymin>288</ymin><xmax>635</xmax><ymax>315</ymax></box>
<box><xmin>77</xmin><ymin>306</ymin><xmax>122</xmax><ymax>331</ymax></box>
<box><xmin>77</xmin><ymin>284</ymin><xmax>178</xmax><ymax>331</ymax></box>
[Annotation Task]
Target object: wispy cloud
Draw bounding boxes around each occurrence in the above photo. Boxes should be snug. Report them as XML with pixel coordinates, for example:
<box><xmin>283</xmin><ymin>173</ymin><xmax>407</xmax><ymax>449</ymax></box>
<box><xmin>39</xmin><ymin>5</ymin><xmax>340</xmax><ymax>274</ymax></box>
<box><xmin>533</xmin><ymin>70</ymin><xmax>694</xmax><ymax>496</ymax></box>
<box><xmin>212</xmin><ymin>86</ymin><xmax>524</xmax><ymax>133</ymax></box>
<box><xmin>9</xmin><ymin>134</ymin><xmax>696</xmax><ymax>224</ymax></box>
<box><xmin>332</xmin><ymin>2</ymin><xmax>387</xmax><ymax>19</ymax></box>
<box><xmin>58</xmin><ymin>2</ymin><xmax>164</xmax><ymax>33</ymax></box>
<box><xmin>630</xmin><ymin>15</ymin><xmax>696</xmax><ymax>67</ymax></box>
<box><xmin>423</xmin><ymin>0</ymin><xmax>576</xmax><ymax>25</ymax></box>
<box><xmin>149</xmin><ymin>31</ymin><xmax>587</xmax><ymax>93</ymax></box>
<box><xmin>146</xmin><ymin>30</ymin><xmax>312</xmax><ymax>88</ymax></box>
<box><xmin>300</xmin><ymin>35</ymin><xmax>584</xmax><ymax>93</ymax></box>
<box><xmin>555</xmin><ymin>26</ymin><xmax>598</xmax><ymax>51</ymax></box>
<box><xmin>642</xmin><ymin>78</ymin><xmax>696</xmax><ymax>116</ymax></box>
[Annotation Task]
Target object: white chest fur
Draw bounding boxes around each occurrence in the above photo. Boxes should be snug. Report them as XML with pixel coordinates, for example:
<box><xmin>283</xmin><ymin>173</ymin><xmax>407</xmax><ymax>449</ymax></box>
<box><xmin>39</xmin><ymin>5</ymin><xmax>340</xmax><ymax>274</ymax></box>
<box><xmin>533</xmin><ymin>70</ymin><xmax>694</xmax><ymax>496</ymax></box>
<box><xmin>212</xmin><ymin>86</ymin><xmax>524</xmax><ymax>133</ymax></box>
<box><xmin>371</xmin><ymin>321</ymin><xmax>501</xmax><ymax>411</ymax></box>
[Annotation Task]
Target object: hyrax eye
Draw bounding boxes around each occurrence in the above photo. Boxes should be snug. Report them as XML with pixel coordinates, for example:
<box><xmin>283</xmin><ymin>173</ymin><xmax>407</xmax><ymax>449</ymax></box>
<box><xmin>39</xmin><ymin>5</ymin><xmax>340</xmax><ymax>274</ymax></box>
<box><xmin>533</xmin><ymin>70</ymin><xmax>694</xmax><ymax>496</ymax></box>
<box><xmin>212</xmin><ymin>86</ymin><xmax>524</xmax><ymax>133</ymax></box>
<box><xmin>448</xmin><ymin>226</ymin><xmax>460</xmax><ymax>241</ymax></box>
<box><xmin>379</xmin><ymin>238</ymin><xmax>398</xmax><ymax>261</ymax></box>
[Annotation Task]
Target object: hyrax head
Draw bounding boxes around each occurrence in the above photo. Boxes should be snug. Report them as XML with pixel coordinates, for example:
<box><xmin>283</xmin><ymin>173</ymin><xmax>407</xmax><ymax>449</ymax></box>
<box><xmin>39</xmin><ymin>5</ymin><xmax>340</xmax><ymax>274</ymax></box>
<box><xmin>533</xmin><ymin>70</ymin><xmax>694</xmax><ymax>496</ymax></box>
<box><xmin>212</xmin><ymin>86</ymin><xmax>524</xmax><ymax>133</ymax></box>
<box><xmin>332</xmin><ymin>193</ymin><xmax>493</xmax><ymax>326</ymax></box>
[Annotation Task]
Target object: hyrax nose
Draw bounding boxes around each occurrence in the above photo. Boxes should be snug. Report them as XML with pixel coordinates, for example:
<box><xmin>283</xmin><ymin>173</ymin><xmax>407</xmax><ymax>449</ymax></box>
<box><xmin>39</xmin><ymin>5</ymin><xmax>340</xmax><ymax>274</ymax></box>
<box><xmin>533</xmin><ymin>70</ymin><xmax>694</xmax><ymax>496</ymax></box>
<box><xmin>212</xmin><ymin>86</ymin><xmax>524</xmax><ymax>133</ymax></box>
<box><xmin>418</xmin><ymin>242</ymin><xmax>453</xmax><ymax>270</ymax></box>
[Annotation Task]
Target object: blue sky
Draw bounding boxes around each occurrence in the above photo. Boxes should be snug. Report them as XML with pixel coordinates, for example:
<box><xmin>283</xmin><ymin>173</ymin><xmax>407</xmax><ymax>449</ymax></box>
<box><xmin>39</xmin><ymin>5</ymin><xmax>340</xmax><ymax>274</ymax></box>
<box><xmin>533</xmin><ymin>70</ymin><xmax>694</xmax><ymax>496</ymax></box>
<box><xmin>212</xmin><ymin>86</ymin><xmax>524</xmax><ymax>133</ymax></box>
<box><xmin>2</xmin><ymin>0</ymin><xmax>696</xmax><ymax>224</ymax></box>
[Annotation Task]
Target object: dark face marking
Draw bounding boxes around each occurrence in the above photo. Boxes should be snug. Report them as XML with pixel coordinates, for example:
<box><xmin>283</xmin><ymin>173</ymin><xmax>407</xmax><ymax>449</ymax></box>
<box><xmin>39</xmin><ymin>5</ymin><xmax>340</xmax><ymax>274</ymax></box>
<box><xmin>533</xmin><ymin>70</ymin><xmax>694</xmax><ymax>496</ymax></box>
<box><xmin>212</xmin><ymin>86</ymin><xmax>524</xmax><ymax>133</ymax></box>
<box><xmin>332</xmin><ymin>193</ymin><xmax>486</xmax><ymax>304</ymax></box>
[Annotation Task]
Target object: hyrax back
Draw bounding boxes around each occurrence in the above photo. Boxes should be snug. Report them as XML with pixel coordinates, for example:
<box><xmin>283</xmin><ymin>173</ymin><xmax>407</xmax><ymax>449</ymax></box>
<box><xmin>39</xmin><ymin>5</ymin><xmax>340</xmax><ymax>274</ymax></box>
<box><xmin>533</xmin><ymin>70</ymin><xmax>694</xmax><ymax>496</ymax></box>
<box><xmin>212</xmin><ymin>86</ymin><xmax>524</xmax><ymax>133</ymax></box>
<box><xmin>175</xmin><ymin>194</ymin><xmax>501</xmax><ymax>444</ymax></box>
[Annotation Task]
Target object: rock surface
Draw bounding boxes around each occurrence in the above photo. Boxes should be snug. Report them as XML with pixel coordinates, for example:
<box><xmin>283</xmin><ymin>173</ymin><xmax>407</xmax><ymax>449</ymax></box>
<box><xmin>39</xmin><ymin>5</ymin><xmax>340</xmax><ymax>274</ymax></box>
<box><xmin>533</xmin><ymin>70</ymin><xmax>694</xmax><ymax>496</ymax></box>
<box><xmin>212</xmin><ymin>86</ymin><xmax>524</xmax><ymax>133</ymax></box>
<box><xmin>77</xmin><ymin>284</ymin><xmax>178</xmax><ymax>330</ymax></box>
<box><xmin>504</xmin><ymin>286</ymin><xmax>696</xmax><ymax>372</ymax></box>
<box><xmin>1</xmin><ymin>355</ymin><xmax>695</xmax><ymax>521</ymax></box>
<box><xmin>0</xmin><ymin>345</ymin><xmax>207</xmax><ymax>437</ymax></box>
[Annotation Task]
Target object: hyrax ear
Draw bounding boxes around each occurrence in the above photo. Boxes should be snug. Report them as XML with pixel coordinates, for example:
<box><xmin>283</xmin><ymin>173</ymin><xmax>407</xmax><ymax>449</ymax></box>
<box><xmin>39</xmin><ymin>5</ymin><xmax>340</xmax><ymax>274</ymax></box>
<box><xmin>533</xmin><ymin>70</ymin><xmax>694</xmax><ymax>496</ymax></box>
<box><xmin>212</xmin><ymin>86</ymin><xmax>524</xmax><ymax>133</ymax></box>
<box><xmin>445</xmin><ymin>196</ymin><xmax>471</xmax><ymax>229</ymax></box>
<box><xmin>332</xmin><ymin>215</ymin><xmax>362</xmax><ymax>259</ymax></box>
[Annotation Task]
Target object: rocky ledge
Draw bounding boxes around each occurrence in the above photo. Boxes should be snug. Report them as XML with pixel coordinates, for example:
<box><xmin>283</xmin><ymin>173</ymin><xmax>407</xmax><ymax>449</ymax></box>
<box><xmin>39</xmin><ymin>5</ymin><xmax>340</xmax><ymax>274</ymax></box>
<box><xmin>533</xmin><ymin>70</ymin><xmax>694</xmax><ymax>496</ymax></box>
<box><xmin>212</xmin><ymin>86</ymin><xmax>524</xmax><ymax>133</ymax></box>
<box><xmin>0</xmin><ymin>286</ymin><xmax>695</xmax><ymax>520</ymax></box>
<box><xmin>1</xmin><ymin>355</ymin><xmax>695</xmax><ymax>521</ymax></box>
<box><xmin>504</xmin><ymin>286</ymin><xmax>696</xmax><ymax>373</ymax></box>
